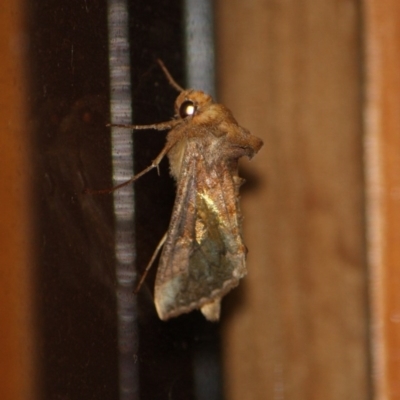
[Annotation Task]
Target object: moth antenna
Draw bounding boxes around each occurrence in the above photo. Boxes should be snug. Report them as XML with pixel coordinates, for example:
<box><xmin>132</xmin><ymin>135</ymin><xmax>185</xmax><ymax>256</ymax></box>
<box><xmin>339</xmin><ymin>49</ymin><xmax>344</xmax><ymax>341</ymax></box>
<box><xmin>157</xmin><ymin>59</ymin><xmax>184</xmax><ymax>93</ymax></box>
<box><xmin>134</xmin><ymin>232</ymin><xmax>168</xmax><ymax>294</ymax></box>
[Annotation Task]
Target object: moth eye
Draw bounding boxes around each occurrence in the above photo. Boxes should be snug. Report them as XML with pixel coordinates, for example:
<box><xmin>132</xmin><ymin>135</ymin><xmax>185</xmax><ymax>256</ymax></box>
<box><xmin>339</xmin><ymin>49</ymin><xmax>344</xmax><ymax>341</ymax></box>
<box><xmin>179</xmin><ymin>100</ymin><xmax>196</xmax><ymax>118</ymax></box>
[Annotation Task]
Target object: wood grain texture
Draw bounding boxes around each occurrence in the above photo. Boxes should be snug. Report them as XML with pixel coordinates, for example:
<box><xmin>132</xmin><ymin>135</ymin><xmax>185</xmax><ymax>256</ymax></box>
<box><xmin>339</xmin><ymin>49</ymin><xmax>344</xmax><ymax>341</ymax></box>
<box><xmin>0</xmin><ymin>1</ymin><xmax>37</xmax><ymax>399</ymax></box>
<box><xmin>216</xmin><ymin>1</ymin><xmax>369</xmax><ymax>399</ymax></box>
<box><xmin>364</xmin><ymin>1</ymin><xmax>400</xmax><ymax>398</ymax></box>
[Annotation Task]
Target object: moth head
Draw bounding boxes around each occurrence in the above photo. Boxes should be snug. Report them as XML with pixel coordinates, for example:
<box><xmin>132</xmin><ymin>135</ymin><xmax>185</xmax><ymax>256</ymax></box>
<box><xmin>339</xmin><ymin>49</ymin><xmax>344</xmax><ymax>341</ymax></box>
<box><xmin>175</xmin><ymin>90</ymin><xmax>213</xmax><ymax>120</ymax></box>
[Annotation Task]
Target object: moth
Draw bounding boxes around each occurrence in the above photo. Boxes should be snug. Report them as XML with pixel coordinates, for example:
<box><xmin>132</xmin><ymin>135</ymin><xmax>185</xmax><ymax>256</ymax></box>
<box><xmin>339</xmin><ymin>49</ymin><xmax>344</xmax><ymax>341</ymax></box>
<box><xmin>111</xmin><ymin>61</ymin><xmax>263</xmax><ymax>321</ymax></box>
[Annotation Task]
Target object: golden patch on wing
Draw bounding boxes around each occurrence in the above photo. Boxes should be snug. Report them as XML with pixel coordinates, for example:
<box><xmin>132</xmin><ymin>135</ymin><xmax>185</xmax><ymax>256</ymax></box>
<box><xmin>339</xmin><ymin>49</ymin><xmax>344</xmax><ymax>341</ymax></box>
<box><xmin>195</xmin><ymin>219</ymin><xmax>207</xmax><ymax>244</ymax></box>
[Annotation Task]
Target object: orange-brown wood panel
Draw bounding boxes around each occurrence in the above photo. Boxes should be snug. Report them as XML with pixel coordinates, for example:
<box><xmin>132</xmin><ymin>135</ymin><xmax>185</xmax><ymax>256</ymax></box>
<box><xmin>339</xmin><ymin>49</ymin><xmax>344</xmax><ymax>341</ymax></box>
<box><xmin>0</xmin><ymin>1</ymin><xmax>37</xmax><ymax>399</ymax></box>
<box><xmin>216</xmin><ymin>1</ymin><xmax>370</xmax><ymax>399</ymax></box>
<box><xmin>364</xmin><ymin>1</ymin><xmax>400</xmax><ymax>398</ymax></box>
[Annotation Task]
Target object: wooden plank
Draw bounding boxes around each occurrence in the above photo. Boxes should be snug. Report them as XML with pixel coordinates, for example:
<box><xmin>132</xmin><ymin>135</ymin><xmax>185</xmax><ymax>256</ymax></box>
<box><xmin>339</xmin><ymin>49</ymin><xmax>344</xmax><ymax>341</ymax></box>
<box><xmin>0</xmin><ymin>1</ymin><xmax>37</xmax><ymax>399</ymax></box>
<box><xmin>216</xmin><ymin>1</ymin><xmax>369</xmax><ymax>399</ymax></box>
<box><xmin>364</xmin><ymin>1</ymin><xmax>400</xmax><ymax>398</ymax></box>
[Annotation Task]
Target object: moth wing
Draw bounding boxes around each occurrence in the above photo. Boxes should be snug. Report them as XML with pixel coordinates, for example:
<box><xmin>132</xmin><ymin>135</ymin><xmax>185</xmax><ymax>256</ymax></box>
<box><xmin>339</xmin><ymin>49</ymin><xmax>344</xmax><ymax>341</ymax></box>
<box><xmin>154</xmin><ymin>143</ymin><xmax>247</xmax><ymax>321</ymax></box>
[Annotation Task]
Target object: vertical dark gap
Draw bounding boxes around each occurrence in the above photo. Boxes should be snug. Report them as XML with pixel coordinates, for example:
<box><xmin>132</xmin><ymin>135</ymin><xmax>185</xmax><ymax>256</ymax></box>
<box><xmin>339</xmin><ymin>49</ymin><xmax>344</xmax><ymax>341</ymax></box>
<box><xmin>30</xmin><ymin>0</ymin><xmax>224</xmax><ymax>399</ymax></box>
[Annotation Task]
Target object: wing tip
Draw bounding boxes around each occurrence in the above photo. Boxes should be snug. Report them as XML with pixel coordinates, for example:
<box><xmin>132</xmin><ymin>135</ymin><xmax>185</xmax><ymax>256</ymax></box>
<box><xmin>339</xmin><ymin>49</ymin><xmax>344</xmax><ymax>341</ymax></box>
<box><xmin>155</xmin><ymin>276</ymin><xmax>242</xmax><ymax>321</ymax></box>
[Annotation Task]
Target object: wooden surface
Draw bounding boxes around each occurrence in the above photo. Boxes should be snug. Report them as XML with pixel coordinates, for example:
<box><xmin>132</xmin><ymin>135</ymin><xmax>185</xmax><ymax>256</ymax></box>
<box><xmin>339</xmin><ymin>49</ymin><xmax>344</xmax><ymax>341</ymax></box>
<box><xmin>0</xmin><ymin>1</ymin><xmax>37</xmax><ymax>399</ymax></box>
<box><xmin>364</xmin><ymin>1</ymin><xmax>400</xmax><ymax>398</ymax></box>
<box><xmin>216</xmin><ymin>1</ymin><xmax>369</xmax><ymax>399</ymax></box>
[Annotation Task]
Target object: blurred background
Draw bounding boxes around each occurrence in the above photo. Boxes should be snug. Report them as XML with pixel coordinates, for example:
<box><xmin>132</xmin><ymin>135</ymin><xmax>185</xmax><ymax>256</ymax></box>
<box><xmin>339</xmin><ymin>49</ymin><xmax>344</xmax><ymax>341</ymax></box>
<box><xmin>1</xmin><ymin>0</ymin><xmax>399</xmax><ymax>399</ymax></box>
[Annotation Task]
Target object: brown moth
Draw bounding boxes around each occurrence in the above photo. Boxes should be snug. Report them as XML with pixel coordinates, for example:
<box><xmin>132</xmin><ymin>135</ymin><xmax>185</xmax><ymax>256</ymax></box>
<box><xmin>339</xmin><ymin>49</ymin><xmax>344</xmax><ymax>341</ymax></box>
<box><xmin>111</xmin><ymin>61</ymin><xmax>263</xmax><ymax>321</ymax></box>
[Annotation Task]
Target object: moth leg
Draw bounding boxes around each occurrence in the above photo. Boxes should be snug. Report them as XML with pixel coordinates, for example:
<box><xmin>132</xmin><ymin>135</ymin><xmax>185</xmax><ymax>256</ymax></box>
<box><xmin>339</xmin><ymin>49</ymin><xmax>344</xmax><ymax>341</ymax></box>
<box><xmin>84</xmin><ymin>119</ymin><xmax>182</xmax><ymax>194</ymax></box>
<box><xmin>84</xmin><ymin>141</ymin><xmax>174</xmax><ymax>194</ymax></box>
<box><xmin>117</xmin><ymin>139</ymin><xmax>174</xmax><ymax>189</ymax></box>
<box><xmin>108</xmin><ymin>120</ymin><xmax>179</xmax><ymax>131</ymax></box>
<box><xmin>134</xmin><ymin>232</ymin><xmax>168</xmax><ymax>294</ymax></box>
<box><xmin>123</xmin><ymin>138</ymin><xmax>175</xmax><ymax>186</ymax></box>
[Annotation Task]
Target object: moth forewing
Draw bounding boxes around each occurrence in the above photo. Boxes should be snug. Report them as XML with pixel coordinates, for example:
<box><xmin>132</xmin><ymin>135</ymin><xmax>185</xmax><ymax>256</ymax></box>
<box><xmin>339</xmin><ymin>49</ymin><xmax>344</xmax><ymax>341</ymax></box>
<box><xmin>153</xmin><ymin>117</ymin><xmax>260</xmax><ymax>321</ymax></box>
